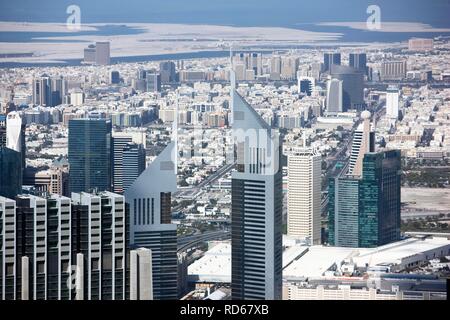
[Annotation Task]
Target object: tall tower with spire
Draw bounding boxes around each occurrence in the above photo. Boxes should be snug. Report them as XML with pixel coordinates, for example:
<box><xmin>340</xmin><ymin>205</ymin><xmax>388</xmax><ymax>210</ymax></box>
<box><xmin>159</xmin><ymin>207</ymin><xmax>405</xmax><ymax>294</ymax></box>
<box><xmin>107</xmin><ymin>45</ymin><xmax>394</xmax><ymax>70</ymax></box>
<box><xmin>230</xmin><ymin>86</ymin><xmax>282</xmax><ymax>300</ymax></box>
<box><xmin>124</xmin><ymin>142</ymin><xmax>178</xmax><ymax>299</ymax></box>
<box><xmin>348</xmin><ymin>110</ymin><xmax>374</xmax><ymax>176</ymax></box>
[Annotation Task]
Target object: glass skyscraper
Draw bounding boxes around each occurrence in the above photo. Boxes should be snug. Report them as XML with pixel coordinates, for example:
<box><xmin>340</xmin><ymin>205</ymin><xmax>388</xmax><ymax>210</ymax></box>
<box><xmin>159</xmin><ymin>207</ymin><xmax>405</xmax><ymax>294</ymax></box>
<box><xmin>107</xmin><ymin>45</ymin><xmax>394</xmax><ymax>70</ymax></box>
<box><xmin>329</xmin><ymin>150</ymin><xmax>401</xmax><ymax>248</ymax></box>
<box><xmin>230</xmin><ymin>87</ymin><xmax>283</xmax><ymax>300</ymax></box>
<box><xmin>0</xmin><ymin>147</ymin><xmax>22</xmax><ymax>199</ymax></box>
<box><xmin>68</xmin><ymin>119</ymin><xmax>112</xmax><ymax>193</ymax></box>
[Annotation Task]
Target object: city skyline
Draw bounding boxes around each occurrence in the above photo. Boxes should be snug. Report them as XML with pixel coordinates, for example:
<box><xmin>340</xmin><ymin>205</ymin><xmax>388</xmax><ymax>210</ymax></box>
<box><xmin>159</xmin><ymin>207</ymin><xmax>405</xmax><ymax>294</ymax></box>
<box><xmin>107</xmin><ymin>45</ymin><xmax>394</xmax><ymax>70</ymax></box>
<box><xmin>0</xmin><ymin>1</ymin><xmax>449</xmax><ymax>311</ymax></box>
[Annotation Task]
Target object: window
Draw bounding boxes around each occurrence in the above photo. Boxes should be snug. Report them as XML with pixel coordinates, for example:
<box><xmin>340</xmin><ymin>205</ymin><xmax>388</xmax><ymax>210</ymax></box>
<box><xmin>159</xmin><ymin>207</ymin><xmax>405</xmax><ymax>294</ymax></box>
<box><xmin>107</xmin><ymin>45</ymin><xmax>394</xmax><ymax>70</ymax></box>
<box><xmin>91</xmin><ymin>258</ymin><xmax>99</xmax><ymax>270</ymax></box>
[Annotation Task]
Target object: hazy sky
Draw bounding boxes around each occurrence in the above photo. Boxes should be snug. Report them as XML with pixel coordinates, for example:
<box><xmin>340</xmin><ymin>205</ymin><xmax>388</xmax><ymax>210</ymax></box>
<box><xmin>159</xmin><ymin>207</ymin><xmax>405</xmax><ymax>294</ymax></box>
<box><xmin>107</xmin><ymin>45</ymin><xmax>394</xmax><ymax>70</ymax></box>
<box><xmin>1</xmin><ymin>0</ymin><xmax>449</xmax><ymax>27</ymax></box>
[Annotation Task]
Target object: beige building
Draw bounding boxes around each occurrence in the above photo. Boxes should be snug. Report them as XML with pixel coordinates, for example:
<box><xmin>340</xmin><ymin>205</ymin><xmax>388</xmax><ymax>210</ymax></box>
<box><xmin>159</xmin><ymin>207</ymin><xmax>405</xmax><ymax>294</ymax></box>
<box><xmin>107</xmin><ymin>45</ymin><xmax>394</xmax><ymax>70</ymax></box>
<box><xmin>287</xmin><ymin>147</ymin><xmax>322</xmax><ymax>244</ymax></box>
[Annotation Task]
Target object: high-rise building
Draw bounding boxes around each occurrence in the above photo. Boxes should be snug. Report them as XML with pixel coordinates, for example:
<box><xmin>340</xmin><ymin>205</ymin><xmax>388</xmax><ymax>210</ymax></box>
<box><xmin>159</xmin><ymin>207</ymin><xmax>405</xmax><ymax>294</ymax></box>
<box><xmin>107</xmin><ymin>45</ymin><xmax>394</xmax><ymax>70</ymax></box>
<box><xmin>0</xmin><ymin>191</ymin><xmax>133</xmax><ymax>300</ymax></box>
<box><xmin>250</xmin><ymin>53</ymin><xmax>263</xmax><ymax>76</ymax></box>
<box><xmin>287</xmin><ymin>147</ymin><xmax>322</xmax><ymax>244</ymax></box>
<box><xmin>328</xmin><ymin>149</ymin><xmax>401</xmax><ymax>248</ymax></box>
<box><xmin>230</xmin><ymin>86</ymin><xmax>282</xmax><ymax>300</ymax></box>
<box><xmin>330</xmin><ymin>65</ymin><xmax>365</xmax><ymax>111</ymax></box>
<box><xmin>32</xmin><ymin>76</ymin><xmax>51</xmax><ymax>106</ymax></box>
<box><xmin>110</xmin><ymin>71</ymin><xmax>120</xmax><ymax>84</ymax></box>
<box><xmin>95</xmin><ymin>42</ymin><xmax>111</xmax><ymax>65</ymax></box>
<box><xmin>6</xmin><ymin>111</ymin><xmax>25</xmax><ymax>169</ymax></box>
<box><xmin>380</xmin><ymin>61</ymin><xmax>407</xmax><ymax>81</ymax></box>
<box><xmin>70</xmin><ymin>90</ymin><xmax>84</xmax><ymax>106</ymax></box>
<box><xmin>0</xmin><ymin>147</ymin><xmax>22</xmax><ymax>199</ymax></box>
<box><xmin>112</xmin><ymin>136</ymin><xmax>133</xmax><ymax>194</ymax></box>
<box><xmin>298</xmin><ymin>76</ymin><xmax>315</xmax><ymax>96</ymax></box>
<box><xmin>348</xmin><ymin>111</ymin><xmax>375</xmax><ymax>176</ymax></box>
<box><xmin>159</xmin><ymin>61</ymin><xmax>176</xmax><ymax>83</ymax></box>
<box><xmin>0</xmin><ymin>196</ymin><xmax>16</xmax><ymax>299</ymax></box>
<box><xmin>50</xmin><ymin>76</ymin><xmax>67</xmax><ymax>107</ymax></box>
<box><xmin>323</xmin><ymin>53</ymin><xmax>341</xmax><ymax>72</ymax></box>
<box><xmin>349</xmin><ymin>53</ymin><xmax>367</xmax><ymax>75</ymax></box>
<box><xmin>83</xmin><ymin>44</ymin><xmax>96</xmax><ymax>64</ymax></box>
<box><xmin>281</xmin><ymin>56</ymin><xmax>299</xmax><ymax>80</ymax></box>
<box><xmin>122</xmin><ymin>143</ymin><xmax>146</xmax><ymax>192</ymax></box>
<box><xmin>130</xmin><ymin>248</ymin><xmax>153</xmax><ymax>300</ymax></box>
<box><xmin>386</xmin><ymin>86</ymin><xmax>400</xmax><ymax>119</ymax></box>
<box><xmin>124</xmin><ymin>142</ymin><xmax>178</xmax><ymax>300</ymax></box>
<box><xmin>71</xmin><ymin>191</ymin><xmax>128</xmax><ymax>300</ymax></box>
<box><xmin>68</xmin><ymin>119</ymin><xmax>112</xmax><ymax>193</ymax></box>
<box><xmin>326</xmin><ymin>78</ymin><xmax>343</xmax><ymax>113</ymax></box>
<box><xmin>146</xmin><ymin>73</ymin><xmax>161</xmax><ymax>93</ymax></box>
<box><xmin>270</xmin><ymin>55</ymin><xmax>282</xmax><ymax>80</ymax></box>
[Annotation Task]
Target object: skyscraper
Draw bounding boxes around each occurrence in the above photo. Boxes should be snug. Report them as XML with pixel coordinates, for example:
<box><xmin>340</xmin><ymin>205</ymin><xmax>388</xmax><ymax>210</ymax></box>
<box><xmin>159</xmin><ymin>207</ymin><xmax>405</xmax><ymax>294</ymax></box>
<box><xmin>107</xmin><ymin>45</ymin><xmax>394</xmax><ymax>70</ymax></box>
<box><xmin>348</xmin><ymin>111</ymin><xmax>375</xmax><ymax>176</ymax></box>
<box><xmin>0</xmin><ymin>196</ymin><xmax>16</xmax><ymax>299</ymax></box>
<box><xmin>50</xmin><ymin>76</ymin><xmax>67</xmax><ymax>107</ymax></box>
<box><xmin>328</xmin><ymin>150</ymin><xmax>401</xmax><ymax>248</ymax></box>
<box><xmin>281</xmin><ymin>56</ymin><xmax>299</xmax><ymax>80</ymax></box>
<box><xmin>83</xmin><ymin>44</ymin><xmax>96</xmax><ymax>64</ymax></box>
<box><xmin>328</xmin><ymin>110</ymin><xmax>400</xmax><ymax>248</ymax></box>
<box><xmin>0</xmin><ymin>191</ymin><xmax>131</xmax><ymax>300</ymax></box>
<box><xmin>287</xmin><ymin>147</ymin><xmax>322</xmax><ymax>244</ymax></box>
<box><xmin>71</xmin><ymin>191</ymin><xmax>128</xmax><ymax>300</ymax></box>
<box><xmin>146</xmin><ymin>73</ymin><xmax>161</xmax><ymax>93</ymax></box>
<box><xmin>231</xmin><ymin>87</ymin><xmax>282</xmax><ymax>300</ymax></box>
<box><xmin>130</xmin><ymin>248</ymin><xmax>153</xmax><ymax>300</ymax></box>
<box><xmin>326</xmin><ymin>78</ymin><xmax>343</xmax><ymax>113</ymax></box>
<box><xmin>32</xmin><ymin>76</ymin><xmax>51</xmax><ymax>106</ymax></box>
<box><xmin>159</xmin><ymin>61</ymin><xmax>176</xmax><ymax>83</ymax></box>
<box><xmin>68</xmin><ymin>119</ymin><xmax>112</xmax><ymax>193</ymax></box>
<box><xmin>122</xmin><ymin>143</ymin><xmax>146</xmax><ymax>192</ymax></box>
<box><xmin>95</xmin><ymin>42</ymin><xmax>111</xmax><ymax>65</ymax></box>
<box><xmin>359</xmin><ymin>150</ymin><xmax>401</xmax><ymax>247</ymax></box>
<box><xmin>110</xmin><ymin>71</ymin><xmax>120</xmax><ymax>84</ymax></box>
<box><xmin>0</xmin><ymin>147</ymin><xmax>22</xmax><ymax>199</ymax></box>
<box><xmin>349</xmin><ymin>53</ymin><xmax>367</xmax><ymax>75</ymax></box>
<box><xmin>250</xmin><ymin>53</ymin><xmax>263</xmax><ymax>76</ymax></box>
<box><xmin>270</xmin><ymin>55</ymin><xmax>282</xmax><ymax>80</ymax></box>
<box><xmin>6</xmin><ymin>111</ymin><xmax>25</xmax><ymax>169</ymax></box>
<box><xmin>330</xmin><ymin>65</ymin><xmax>365</xmax><ymax>111</ymax></box>
<box><xmin>323</xmin><ymin>53</ymin><xmax>341</xmax><ymax>73</ymax></box>
<box><xmin>112</xmin><ymin>136</ymin><xmax>133</xmax><ymax>194</ymax></box>
<box><xmin>386</xmin><ymin>86</ymin><xmax>400</xmax><ymax>119</ymax></box>
<box><xmin>124</xmin><ymin>142</ymin><xmax>178</xmax><ymax>300</ymax></box>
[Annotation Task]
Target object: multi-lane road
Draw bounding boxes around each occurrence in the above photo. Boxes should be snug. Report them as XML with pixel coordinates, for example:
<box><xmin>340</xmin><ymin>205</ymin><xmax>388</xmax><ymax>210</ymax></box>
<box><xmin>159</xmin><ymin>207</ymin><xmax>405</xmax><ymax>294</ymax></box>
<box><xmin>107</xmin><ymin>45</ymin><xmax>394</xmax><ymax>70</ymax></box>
<box><xmin>177</xmin><ymin>230</ymin><xmax>231</xmax><ymax>253</ymax></box>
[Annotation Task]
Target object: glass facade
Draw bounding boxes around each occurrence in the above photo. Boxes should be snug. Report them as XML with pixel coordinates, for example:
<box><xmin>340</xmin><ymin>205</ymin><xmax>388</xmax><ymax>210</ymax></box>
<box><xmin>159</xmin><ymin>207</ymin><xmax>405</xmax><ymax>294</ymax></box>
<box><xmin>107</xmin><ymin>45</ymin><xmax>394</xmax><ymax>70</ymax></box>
<box><xmin>329</xmin><ymin>150</ymin><xmax>401</xmax><ymax>248</ymax></box>
<box><xmin>68</xmin><ymin>119</ymin><xmax>112</xmax><ymax>193</ymax></box>
<box><xmin>0</xmin><ymin>147</ymin><xmax>22</xmax><ymax>199</ymax></box>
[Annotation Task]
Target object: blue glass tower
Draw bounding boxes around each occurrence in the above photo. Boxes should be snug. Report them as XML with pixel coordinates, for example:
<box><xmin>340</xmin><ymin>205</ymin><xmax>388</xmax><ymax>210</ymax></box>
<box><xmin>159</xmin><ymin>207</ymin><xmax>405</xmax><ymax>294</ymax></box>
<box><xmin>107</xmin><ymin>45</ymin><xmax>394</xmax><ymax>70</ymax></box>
<box><xmin>329</xmin><ymin>150</ymin><xmax>401</xmax><ymax>248</ymax></box>
<box><xmin>68</xmin><ymin>119</ymin><xmax>112</xmax><ymax>193</ymax></box>
<box><xmin>0</xmin><ymin>147</ymin><xmax>22</xmax><ymax>198</ymax></box>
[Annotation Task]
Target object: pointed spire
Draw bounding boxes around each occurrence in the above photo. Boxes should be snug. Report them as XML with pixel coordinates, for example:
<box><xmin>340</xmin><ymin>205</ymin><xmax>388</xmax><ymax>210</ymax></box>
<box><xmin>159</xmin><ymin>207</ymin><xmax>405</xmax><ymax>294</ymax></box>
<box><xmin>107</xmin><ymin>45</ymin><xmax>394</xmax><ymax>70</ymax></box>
<box><xmin>229</xmin><ymin>43</ymin><xmax>236</xmax><ymax>126</ymax></box>
<box><xmin>172</xmin><ymin>92</ymin><xmax>179</xmax><ymax>175</ymax></box>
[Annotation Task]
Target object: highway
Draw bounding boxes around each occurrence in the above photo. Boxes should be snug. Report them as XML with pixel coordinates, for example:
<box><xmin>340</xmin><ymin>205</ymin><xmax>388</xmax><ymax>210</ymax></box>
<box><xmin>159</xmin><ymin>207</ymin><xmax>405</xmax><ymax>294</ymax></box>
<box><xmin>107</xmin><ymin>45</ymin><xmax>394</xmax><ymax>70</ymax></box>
<box><xmin>177</xmin><ymin>230</ymin><xmax>231</xmax><ymax>253</ymax></box>
<box><xmin>175</xmin><ymin>163</ymin><xmax>235</xmax><ymax>201</ymax></box>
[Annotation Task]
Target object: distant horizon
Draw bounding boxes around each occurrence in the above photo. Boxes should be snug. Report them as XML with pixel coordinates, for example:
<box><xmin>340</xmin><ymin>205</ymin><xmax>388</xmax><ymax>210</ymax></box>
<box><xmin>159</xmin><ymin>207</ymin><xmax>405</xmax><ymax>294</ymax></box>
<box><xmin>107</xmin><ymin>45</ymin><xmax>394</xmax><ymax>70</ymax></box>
<box><xmin>1</xmin><ymin>0</ymin><xmax>450</xmax><ymax>27</ymax></box>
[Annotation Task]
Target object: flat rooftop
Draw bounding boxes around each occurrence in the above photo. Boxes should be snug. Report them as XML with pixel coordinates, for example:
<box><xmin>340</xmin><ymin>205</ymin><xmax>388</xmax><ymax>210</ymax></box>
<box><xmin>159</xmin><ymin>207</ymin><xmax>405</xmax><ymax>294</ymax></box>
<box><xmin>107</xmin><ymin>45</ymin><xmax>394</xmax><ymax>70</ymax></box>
<box><xmin>187</xmin><ymin>236</ymin><xmax>450</xmax><ymax>283</ymax></box>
